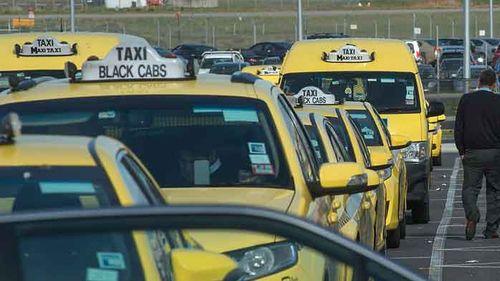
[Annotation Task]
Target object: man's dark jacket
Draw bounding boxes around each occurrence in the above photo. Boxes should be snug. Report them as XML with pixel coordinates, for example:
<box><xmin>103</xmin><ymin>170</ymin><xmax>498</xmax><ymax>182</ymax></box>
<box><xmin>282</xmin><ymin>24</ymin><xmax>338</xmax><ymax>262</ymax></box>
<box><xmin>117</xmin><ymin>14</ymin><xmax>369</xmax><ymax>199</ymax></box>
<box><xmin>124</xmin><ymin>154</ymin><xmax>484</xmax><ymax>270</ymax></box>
<box><xmin>454</xmin><ymin>89</ymin><xmax>500</xmax><ymax>156</ymax></box>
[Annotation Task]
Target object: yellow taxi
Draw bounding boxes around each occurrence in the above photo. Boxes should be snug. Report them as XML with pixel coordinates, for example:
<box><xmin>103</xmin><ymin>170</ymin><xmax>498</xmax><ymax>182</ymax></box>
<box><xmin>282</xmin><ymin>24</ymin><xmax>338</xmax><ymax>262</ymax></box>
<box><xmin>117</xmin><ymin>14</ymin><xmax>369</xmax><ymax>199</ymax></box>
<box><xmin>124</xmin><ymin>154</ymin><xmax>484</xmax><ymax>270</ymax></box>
<box><xmin>429</xmin><ymin>114</ymin><xmax>446</xmax><ymax>166</ymax></box>
<box><xmin>333</xmin><ymin>101</ymin><xmax>410</xmax><ymax>248</ymax></box>
<box><xmin>0</xmin><ymin>41</ymin><xmax>381</xmax><ymax>280</ymax></box>
<box><xmin>293</xmin><ymin>102</ymin><xmax>388</xmax><ymax>253</ymax></box>
<box><xmin>280</xmin><ymin>38</ymin><xmax>445</xmax><ymax>223</ymax></box>
<box><xmin>242</xmin><ymin>64</ymin><xmax>281</xmax><ymax>85</ymax></box>
<box><xmin>296</xmin><ymin>111</ymin><xmax>378</xmax><ymax>248</ymax></box>
<box><xmin>0</xmin><ymin>32</ymin><xmax>146</xmax><ymax>91</ymax></box>
<box><xmin>0</xmin><ymin>114</ymin><xmax>240</xmax><ymax>281</ymax></box>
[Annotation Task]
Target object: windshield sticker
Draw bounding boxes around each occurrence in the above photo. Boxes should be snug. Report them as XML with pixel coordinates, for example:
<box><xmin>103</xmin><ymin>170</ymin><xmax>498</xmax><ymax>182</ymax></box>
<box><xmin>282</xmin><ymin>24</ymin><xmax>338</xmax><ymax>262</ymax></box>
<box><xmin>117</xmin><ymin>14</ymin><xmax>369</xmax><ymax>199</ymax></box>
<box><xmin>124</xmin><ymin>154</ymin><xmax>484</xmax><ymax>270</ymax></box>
<box><xmin>251</xmin><ymin>164</ymin><xmax>275</xmax><ymax>175</ymax></box>
<box><xmin>86</xmin><ymin>268</ymin><xmax>118</xmax><ymax>281</ymax></box>
<box><xmin>98</xmin><ymin>111</ymin><xmax>116</xmax><ymax>119</ymax></box>
<box><xmin>380</xmin><ymin>78</ymin><xmax>395</xmax><ymax>83</ymax></box>
<box><xmin>405</xmin><ymin>86</ymin><xmax>415</xmax><ymax>105</ymax></box>
<box><xmin>249</xmin><ymin>154</ymin><xmax>271</xmax><ymax>164</ymax></box>
<box><xmin>97</xmin><ymin>252</ymin><xmax>126</xmax><ymax>270</ymax></box>
<box><xmin>40</xmin><ymin>182</ymin><xmax>95</xmax><ymax>194</ymax></box>
<box><xmin>248</xmin><ymin>142</ymin><xmax>267</xmax><ymax>154</ymax></box>
<box><xmin>295</xmin><ymin>86</ymin><xmax>336</xmax><ymax>105</ymax></box>
<box><xmin>193</xmin><ymin>107</ymin><xmax>223</xmax><ymax>113</ymax></box>
<box><xmin>367</xmin><ymin>78</ymin><xmax>377</xmax><ymax>82</ymax></box>
<box><xmin>223</xmin><ymin>109</ymin><xmax>258</xmax><ymax>122</ymax></box>
<box><xmin>361</xmin><ymin>127</ymin><xmax>375</xmax><ymax>139</ymax></box>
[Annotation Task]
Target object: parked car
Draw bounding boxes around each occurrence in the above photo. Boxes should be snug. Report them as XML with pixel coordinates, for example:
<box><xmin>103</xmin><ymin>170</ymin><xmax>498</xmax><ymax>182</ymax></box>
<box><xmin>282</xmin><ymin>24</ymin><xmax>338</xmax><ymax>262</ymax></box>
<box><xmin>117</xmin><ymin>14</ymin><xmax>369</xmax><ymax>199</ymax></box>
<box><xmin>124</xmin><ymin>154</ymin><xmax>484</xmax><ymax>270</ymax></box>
<box><xmin>241</xmin><ymin>41</ymin><xmax>291</xmax><ymax>65</ymax></box>
<box><xmin>453</xmin><ymin>65</ymin><xmax>491</xmax><ymax>92</ymax></box>
<box><xmin>208</xmin><ymin>62</ymin><xmax>249</xmax><ymax>75</ymax></box>
<box><xmin>198</xmin><ymin>51</ymin><xmax>244</xmax><ymax>74</ymax></box>
<box><xmin>418</xmin><ymin>63</ymin><xmax>437</xmax><ymax>92</ymax></box>
<box><xmin>306</xmin><ymin>32</ymin><xmax>350</xmax><ymax>39</ymax></box>
<box><xmin>405</xmin><ymin>40</ymin><xmax>424</xmax><ymax>63</ymax></box>
<box><xmin>439</xmin><ymin>58</ymin><xmax>463</xmax><ymax>79</ymax></box>
<box><xmin>172</xmin><ymin>43</ymin><xmax>217</xmax><ymax>59</ymax></box>
<box><xmin>153</xmin><ymin>46</ymin><xmax>179</xmax><ymax>58</ymax></box>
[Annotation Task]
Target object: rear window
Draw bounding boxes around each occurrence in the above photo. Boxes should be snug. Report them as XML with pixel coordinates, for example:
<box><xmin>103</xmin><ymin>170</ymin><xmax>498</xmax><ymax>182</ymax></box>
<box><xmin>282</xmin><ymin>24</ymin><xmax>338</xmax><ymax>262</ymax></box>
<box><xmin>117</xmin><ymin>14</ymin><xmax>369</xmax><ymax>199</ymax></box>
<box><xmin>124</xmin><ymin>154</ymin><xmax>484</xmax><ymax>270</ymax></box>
<box><xmin>200</xmin><ymin>57</ymin><xmax>233</xmax><ymax>68</ymax></box>
<box><xmin>347</xmin><ymin>110</ymin><xmax>383</xmax><ymax>146</ymax></box>
<box><xmin>0</xmin><ymin>166</ymin><xmax>117</xmax><ymax>213</ymax></box>
<box><xmin>0</xmin><ymin>96</ymin><xmax>292</xmax><ymax>189</ymax></box>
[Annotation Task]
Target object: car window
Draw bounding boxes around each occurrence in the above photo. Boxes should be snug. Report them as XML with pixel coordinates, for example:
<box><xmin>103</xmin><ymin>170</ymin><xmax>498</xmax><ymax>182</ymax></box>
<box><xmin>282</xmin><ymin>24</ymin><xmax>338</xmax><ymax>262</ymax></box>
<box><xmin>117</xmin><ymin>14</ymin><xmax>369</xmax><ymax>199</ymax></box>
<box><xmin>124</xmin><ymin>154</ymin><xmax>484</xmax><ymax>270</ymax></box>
<box><xmin>0</xmin><ymin>166</ymin><xmax>117</xmax><ymax>213</ymax></box>
<box><xmin>200</xmin><ymin>57</ymin><xmax>233</xmax><ymax>68</ymax></box>
<box><xmin>277</xmin><ymin>95</ymin><xmax>319</xmax><ymax>183</ymax></box>
<box><xmin>303</xmin><ymin>122</ymin><xmax>328</xmax><ymax>164</ymax></box>
<box><xmin>346</xmin><ymin>109</ymin><xmax>383</xmax><ymax>146</ymax></box>
<box><xmin>282</xmin><ymin>72</ymin><xmax>420</xmax><ymax>114</ymax></box>
<box><xmin>324</xmin><ymin>121</ymin><xmax>346</xmax><ymax>163</ymax></box>
<box><xmin>327</xmin><ymin>116</ymin><xmax>356</xmax><ymax>162</ymax></box>
<box><xmin>2</xmin><ymin>96</ymin><xmax>292</xmax><ymax>189</ymax></box>
<box><xmin>348</xmin><ymin>118</ymin><xmax>372</xmax><ymax>168</ymax></box>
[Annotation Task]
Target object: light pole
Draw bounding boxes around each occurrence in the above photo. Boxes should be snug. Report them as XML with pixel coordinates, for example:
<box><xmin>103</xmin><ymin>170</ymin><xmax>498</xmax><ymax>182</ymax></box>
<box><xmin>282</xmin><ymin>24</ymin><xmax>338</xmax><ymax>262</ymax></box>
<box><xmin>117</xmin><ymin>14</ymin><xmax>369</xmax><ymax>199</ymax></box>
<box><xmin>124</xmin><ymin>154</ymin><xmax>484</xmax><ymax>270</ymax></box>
<box><xmin>490</xmin><ymin>0</ymin><xmax>494</xmax><ymax>38</ymax></box>
<box><xmin>70</xmin><ymin>0</ymin><xmax>75</xmax><ymax>32</ymax></box>
<box><xmin>297</xmin><ymin>0</ymin><xmax>303</xmax><ymax>40</ymax></box>
<box><xmin>464</xmin><ymin>0</ymin><xmax>470</xmax><ymax>80</ymax></box>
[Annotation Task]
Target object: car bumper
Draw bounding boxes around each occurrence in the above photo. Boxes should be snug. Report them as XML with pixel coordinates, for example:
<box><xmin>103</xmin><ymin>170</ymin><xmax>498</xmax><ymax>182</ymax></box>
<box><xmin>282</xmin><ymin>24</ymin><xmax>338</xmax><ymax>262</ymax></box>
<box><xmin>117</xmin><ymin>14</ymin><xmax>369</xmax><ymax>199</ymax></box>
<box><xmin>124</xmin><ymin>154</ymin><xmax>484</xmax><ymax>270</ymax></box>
<box><xmin>405</xmin><ymin>160</ymin><xmax>430</xmax><ymax>204</ymax></box>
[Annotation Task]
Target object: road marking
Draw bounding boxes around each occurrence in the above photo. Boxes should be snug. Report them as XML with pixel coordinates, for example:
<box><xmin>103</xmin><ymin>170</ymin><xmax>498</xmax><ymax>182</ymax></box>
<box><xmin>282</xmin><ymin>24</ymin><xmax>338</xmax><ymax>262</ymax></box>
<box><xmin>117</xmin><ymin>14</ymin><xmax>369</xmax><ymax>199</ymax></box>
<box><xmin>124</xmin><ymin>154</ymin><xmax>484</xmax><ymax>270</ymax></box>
<box><xmin>392</xmin><ymin>256</ymin><xmax>432</xmax><ymax>260</ymax></box>
<box><xmin>429</xmin><ymin>157</ymin><xmax>460</xmax><ymax>281</ymax></box>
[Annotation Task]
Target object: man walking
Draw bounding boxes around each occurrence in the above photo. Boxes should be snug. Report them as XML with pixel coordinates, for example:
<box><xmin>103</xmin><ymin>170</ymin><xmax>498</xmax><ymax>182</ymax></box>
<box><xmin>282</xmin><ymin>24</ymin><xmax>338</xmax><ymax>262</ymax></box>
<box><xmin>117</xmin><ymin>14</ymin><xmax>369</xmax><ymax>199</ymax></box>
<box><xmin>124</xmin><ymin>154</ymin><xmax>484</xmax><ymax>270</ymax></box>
<box><xmin>455</xmin><ymin>69</ymin><xmax>500</xmax><ymax>240</ymax></box>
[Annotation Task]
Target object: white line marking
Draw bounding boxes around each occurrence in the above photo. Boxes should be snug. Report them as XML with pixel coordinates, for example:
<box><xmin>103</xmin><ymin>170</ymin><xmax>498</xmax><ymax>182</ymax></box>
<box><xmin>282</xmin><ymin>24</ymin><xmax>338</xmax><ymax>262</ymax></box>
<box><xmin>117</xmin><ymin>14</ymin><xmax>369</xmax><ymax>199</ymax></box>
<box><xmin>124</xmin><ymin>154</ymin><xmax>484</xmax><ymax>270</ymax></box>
<box><xmin>392</xmin><ymin>256</ymin><xmax>432</xmax><ymax>260</ymax></box>
<box><xmin>429</xmin><ymin>157</ymin><xmax>460</xmax><ymax>281</ymax></box>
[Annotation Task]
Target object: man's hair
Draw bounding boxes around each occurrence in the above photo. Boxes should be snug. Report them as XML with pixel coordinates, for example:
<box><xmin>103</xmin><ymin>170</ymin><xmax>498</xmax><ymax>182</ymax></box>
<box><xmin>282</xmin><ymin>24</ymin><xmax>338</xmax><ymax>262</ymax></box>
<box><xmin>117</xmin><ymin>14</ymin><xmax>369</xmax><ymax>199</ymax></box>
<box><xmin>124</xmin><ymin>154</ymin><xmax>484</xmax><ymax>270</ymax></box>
<box><xmin>479</xmin><ymin>69</ymin><xmax>497</xmax><ymax>87</ymax></box>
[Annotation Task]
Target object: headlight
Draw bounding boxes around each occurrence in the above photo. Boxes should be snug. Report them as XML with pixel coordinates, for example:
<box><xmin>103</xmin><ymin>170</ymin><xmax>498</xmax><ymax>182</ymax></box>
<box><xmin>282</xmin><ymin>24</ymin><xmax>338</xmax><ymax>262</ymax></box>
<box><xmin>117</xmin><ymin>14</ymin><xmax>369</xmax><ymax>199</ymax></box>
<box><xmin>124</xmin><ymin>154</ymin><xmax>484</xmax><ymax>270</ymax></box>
<box><xmin>401</xmin><ymin>141</ymin><xmax>428</xmax><ymax>163</ymax></box>
<box><xmin>226</xmin><ymin>241</ymin><xmax>298</xmax><ymax>280</ymax></box>
<box><xmin>377</xmin><ymin>167</ymin><xmax>392</xmax><ymax>181</ymax></box>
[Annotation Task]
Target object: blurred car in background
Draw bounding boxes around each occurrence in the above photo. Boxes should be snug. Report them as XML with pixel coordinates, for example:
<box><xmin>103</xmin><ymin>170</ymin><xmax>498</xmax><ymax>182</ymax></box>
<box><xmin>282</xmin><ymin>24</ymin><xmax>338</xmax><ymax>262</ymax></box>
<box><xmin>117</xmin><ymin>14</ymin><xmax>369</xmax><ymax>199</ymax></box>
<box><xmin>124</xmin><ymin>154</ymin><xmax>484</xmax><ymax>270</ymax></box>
<box><xmin>306</xmin><ymin>33</ymin><xmax>350</xmax><ymax>39</ymax></box>
<box><xmin>198</xmin><ymin>51</ymin><xmax>244</xmax><ymax>74</ymax></box>
<box><xmin>172</xmin><ymin>43</ymin><xmax>217</xmax><ymax>60</ymax></box>
<box><xmin>208</xmin><ymin>62</ymin><xmax>249</xmax><ymax>75</ymax></box>
<box><xmin>453</xmin><ymin>64</ymin><xmax>491</xmax><ymax>93</ymax></box>
<box><xmin>418</xmin><ymin>64</ymin><xmax>437</xmax><ymax>93</ymax></box>
<box><xmin>241</xmin><ymin>41</ymin><xmax>291</xmax><ymax>65</ymax></box>
<box><xmin>439</xmin><ymin>58</ymin><xmax>464</xmax><ymax>79</ymax></box>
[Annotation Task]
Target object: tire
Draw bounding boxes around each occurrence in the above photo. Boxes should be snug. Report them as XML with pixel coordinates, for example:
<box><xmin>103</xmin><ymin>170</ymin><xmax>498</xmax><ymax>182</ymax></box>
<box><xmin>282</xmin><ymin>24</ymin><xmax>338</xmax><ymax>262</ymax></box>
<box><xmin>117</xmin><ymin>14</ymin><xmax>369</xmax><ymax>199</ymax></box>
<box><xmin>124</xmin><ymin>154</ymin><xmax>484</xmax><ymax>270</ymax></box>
<box><xmin>433</xmin><ymin>153</ymin><xmax>442</xmax><ymax>166</ymax></box>
<box><xmin>400</xmin><ymin>215</ymin><xmax>407</xmax><ymax>239</ymax></box>
<box><xmin>386</xmin><ymin>225</ymin><xmax>401</xmax><ymax>249</ymax></box>
<box><xmin>411</xmin><ymin>197</ymin><xmax>430</xmax><ymax>224</ymax></box>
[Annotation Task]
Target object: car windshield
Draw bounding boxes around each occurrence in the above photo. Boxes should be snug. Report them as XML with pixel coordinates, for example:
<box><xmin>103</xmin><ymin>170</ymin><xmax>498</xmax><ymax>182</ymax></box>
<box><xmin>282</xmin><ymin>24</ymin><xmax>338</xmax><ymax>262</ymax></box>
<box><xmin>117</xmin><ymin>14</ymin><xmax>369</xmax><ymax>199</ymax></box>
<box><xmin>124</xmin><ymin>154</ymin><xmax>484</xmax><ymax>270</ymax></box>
<box><xmin>484</xmin><ymin>39</ymin><xmax>500</xmax><ymax>46</ymax></box>
<box><xmin>327</xmin><ymin>117</ymin><xmax>356</xmax><ymax>162</ymax></box>
<box><xmin>0</xmin><ymin>96</ymin><xmax>291</xmax><ymax>189</ymax></box>
<box><xmin>201</xmin><ymin>57</ymin><xmax>233</xmax><ymax>68</ymax></box>
<box><xmin>0</xmin><ymin>166</ymin><xmax>117</xmax><ymax>213</ymax></box>
<box><xmin>304</xmin><ymin>125</ymin><xmax>328</xmax><ymax>164</ymax></box>
<box><xmin>439</xmin><ymin>39</ymin><xmax>463</xmax><ymax>46</ymax></box>
<box><xmin>346</xmin><ymin>110</ymin><xmax>383</xmax><ymax>146</ymax></box>
<box><xmin>441</xmin><ymin>59</ymin><xmax>463</xmax><ymax>70</ymax></box>
<box><xmin>0</xmin><ymin>70</ymin><xmax>66</xmax><ymax>91</ymax></box>
<box><xmin>282</xmin><ymin>72</ymin><xmax>420</xmax><ymax>113</ymax></box>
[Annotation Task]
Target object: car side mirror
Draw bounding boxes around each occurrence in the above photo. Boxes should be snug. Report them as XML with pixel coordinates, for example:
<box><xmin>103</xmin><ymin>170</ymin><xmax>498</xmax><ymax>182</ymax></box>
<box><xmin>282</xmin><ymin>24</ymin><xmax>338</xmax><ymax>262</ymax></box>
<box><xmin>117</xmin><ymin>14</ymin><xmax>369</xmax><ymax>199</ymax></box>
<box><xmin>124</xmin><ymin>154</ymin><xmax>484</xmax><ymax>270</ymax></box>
<box><xmin>315</xmin><ymin>162</ymin><xmax>380</xmax><ymax>196</ymax></box>
<box><xmin>427</xmin><ymin>101</ymin><xmax>445</xmax><ymax>117</ymax></box>
<box><xmin>390</xmin><ymin>134</ymin><xmax>411</xmax><ymax>150</ymax></box>
<box><xmin>171</xmin><ymin>249</ymin><xmax>239</xmax><ymax>281</ymax></box>
<box><xmin>369</xmin><ymin>149</ymin><xmax>393</xmax><ymax>170</ymax></box>
<box><xmin>437</xmin><ymin>114</ymin><xmax>446</xmax><ymax>122</ymax></box>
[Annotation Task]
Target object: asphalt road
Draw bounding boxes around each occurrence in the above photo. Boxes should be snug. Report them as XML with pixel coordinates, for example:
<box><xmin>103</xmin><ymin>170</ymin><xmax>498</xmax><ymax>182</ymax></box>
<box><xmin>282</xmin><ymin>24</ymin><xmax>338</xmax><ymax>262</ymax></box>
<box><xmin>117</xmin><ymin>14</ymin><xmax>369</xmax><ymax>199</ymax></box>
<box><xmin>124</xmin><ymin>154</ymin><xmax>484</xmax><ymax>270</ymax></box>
<box><xmin>388</xmin><ymin>143</ymin><xmax>499</xmax><ymax>281</ymax></box>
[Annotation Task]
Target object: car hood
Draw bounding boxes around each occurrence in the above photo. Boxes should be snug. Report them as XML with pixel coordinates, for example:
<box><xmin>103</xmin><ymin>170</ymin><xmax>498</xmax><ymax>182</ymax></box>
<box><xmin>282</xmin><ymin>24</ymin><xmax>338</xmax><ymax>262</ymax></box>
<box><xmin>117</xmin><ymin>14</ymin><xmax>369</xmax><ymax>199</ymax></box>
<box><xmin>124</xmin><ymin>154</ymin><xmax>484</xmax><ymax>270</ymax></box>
<box><xmin>161</xmin><ymin>187</ymin><xmax>294</xmax><ymax>213</ymax></box>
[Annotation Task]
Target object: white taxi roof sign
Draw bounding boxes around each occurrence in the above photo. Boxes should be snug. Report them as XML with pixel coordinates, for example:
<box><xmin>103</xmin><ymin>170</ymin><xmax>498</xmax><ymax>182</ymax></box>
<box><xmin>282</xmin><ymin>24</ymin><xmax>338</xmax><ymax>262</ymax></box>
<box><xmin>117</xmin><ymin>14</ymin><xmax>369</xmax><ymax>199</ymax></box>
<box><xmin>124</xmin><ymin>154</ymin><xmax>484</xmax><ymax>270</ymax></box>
<box><xmin>322</xmin><ymin>44</ymin><xmax>374</xmax><ymax>63</ymax></box>
<box><xmin>294</xmin><ymin>86</ymin><xmax>336</xmax><ymax>105</ymax></box>
<box><xmin>15</xmin><ymin>36</ymin><xmax>77</xmax><ymax>57</ymax></box>
<box><xmin>257</xmin><ymin>65</ymin><xmax>280</xmax><ymax>76</ymax></box>
<box><xmin>80</xmin><ymin>42</ymin><xmax>187</xmax><ymax>82</ymax></box>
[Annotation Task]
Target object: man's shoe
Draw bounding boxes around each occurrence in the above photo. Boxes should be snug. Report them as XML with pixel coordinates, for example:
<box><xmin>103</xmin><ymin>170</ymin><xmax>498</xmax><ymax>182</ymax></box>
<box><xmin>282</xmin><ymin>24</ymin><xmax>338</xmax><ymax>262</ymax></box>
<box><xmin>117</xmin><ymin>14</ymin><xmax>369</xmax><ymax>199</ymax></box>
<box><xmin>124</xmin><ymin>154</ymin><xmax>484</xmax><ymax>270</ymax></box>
<box><xmin>466</xmin><ymin>220</ymin><xmax>477</xmax><ymax>240</ymax></box>
<box><xmin>484</xmin><ymin>232</ymin><xmax>499</xmax><ymax>239</ymax></box>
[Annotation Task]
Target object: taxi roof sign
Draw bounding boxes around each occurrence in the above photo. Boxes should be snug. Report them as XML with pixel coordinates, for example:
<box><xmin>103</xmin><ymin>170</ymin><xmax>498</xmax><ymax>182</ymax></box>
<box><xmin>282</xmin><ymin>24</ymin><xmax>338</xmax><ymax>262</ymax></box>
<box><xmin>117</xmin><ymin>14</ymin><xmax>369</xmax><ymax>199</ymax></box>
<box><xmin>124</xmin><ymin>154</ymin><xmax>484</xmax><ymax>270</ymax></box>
<box><xmin>322</xmin><ymin>44</ymin><xmax>374</xmax><ymax>63</ymax></box>
<box><xmin>15</xmin><ymin>36</ymin><xmax>77</xmax><ymax>57</ymax></box>
<box><xmin>257</xmin><ymin>65</ymin><xmax>280</xmax><ymax>76</ymax></box>
<box><xmin>80</xmin><ymin>42</ymin><xmax>188</xmax><ymax>82</ymax></box>
<box><xmin>294</xmin><ymin>86</ymin><xmax>337</xmax><ymax>105</ymax></box>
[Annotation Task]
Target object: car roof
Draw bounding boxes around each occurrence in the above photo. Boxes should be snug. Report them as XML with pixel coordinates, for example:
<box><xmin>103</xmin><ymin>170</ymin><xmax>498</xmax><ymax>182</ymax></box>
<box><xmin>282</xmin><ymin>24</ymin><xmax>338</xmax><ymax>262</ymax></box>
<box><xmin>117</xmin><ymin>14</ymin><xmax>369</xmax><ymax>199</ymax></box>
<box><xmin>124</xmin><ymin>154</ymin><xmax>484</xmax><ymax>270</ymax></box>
<box><xmin>0</xmin><ymin>135</ymin><xmax>97</xmax><ymax>166</ymax></box>
<box><xmin>295</xmin><ymin>105</ymin><xmax>339</xmax><ymax>118</ymax></box>
<box><xmin>0</xmin><ymin>32</ymin><xmax>145</xmax><ymax>71</ymax></box>
<box><xmin>282</xmin><ymin>38</ymin><xmax>417</xmax><ymax>74</ymax></box>
<box><xmin>0</xmin><ymin>75</ymin><xmax>273</xmax><ymax>106</ymax></box>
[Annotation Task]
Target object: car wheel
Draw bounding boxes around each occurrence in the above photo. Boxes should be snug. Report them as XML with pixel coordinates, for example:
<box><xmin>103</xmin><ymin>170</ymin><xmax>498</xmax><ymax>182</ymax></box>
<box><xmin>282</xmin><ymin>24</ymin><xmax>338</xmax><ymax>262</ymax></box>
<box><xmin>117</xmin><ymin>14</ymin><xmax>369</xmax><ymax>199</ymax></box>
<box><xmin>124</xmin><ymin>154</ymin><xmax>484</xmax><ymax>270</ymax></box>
<box><xmin>433</xmin><ymin>153</ymin><xmax>442</xmax><ymax>166</ymax></box>
<box><xmin>386</xmin><ymin>225</ymin><xmax>401</xmax><ymax>249</ymax></box>
<box><xmin>411</xmin><ymin>192</ymin><xmax>430</xmax><ymax>224</ymax></box>
<box><xmin>400</xmin><ymin>214</ymin><xmax>407</xmax><ymax>239</ymax></box>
